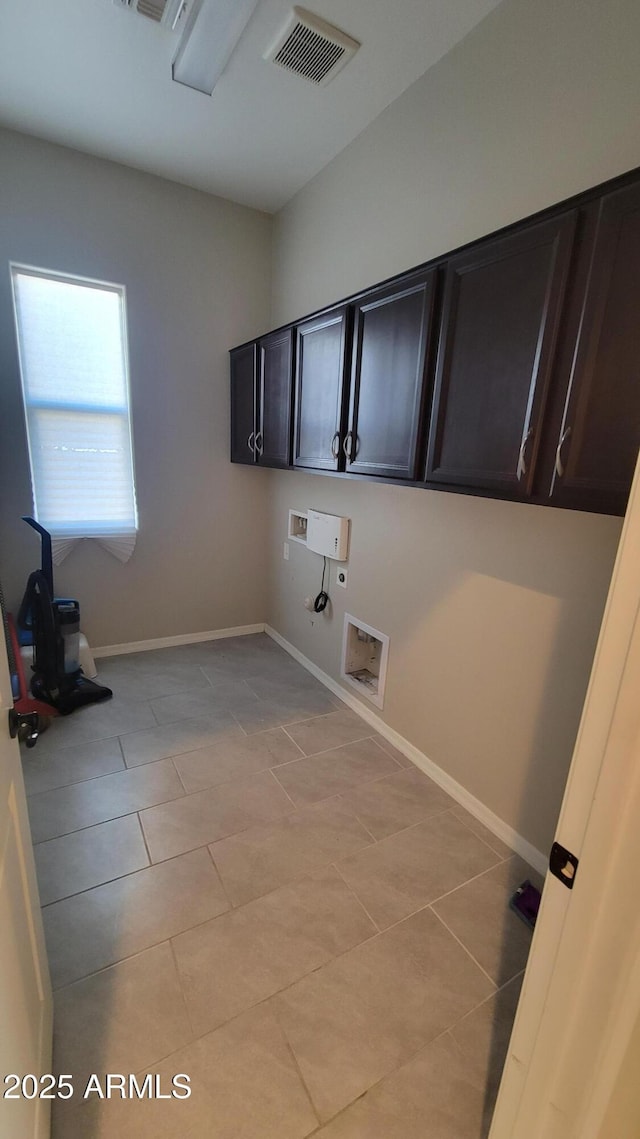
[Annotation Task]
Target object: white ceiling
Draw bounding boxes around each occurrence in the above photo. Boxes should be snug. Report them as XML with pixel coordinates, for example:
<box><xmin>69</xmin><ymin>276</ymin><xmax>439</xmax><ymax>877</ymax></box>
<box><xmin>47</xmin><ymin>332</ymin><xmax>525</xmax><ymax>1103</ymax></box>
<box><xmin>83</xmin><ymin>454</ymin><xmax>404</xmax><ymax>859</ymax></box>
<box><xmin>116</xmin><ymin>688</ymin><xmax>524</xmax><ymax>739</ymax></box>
<box><xmin>0</xmin><ymin>0</ymin><xmax>503</xmax><ymax>213</ymax></box>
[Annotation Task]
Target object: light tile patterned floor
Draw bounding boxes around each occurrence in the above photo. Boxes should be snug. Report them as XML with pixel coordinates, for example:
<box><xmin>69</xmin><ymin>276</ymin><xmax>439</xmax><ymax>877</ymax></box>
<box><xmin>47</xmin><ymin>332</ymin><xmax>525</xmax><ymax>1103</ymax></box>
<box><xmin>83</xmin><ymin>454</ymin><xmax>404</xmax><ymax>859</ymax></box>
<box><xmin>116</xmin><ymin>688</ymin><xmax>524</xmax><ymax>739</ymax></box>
<box><xmin>21</xmin><ymin>633</ymin><xmax>541</xmax><ymax>1138</ymax></box>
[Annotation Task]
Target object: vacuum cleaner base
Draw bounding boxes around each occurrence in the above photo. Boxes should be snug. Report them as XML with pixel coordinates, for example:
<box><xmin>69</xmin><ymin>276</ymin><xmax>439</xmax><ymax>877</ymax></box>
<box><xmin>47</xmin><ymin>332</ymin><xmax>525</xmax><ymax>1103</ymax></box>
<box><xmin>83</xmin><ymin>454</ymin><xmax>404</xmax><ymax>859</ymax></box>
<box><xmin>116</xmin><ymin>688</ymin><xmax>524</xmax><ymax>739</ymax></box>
<box><xmin>31</xmin><ymin>672</ymin><xmax>113</xmax><ymax>716</ymax></box>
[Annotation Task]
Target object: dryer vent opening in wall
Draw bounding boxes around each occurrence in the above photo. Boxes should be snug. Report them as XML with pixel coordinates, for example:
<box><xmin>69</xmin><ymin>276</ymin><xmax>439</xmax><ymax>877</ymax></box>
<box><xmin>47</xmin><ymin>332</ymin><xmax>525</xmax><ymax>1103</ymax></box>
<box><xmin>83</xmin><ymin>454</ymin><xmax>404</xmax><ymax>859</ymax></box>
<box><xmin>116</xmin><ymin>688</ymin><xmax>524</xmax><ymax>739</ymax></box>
<box><xmin>264</xmin><ymin>7</ymin><xmax>360</xmax><ymax>86</ymax></box>
<box><xmin>341</xmin><ymin>615</ymin><xmax>389</xmax><ymax>709</ymax></box>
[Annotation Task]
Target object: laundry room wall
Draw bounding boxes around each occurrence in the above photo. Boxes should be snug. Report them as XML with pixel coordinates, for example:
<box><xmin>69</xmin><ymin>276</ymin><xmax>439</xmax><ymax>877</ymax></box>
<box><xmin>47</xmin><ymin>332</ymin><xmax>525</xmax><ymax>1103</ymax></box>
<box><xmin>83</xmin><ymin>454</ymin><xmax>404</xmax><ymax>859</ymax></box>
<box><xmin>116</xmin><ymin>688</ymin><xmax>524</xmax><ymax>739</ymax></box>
<box><xmin>0</xmin><ymin>127</ymin><xmax>273</xmax><ymax>647</ymax></box>
<box><xmin>265</xmin><ymin>0</ymin><xmax>640</xmax><ymax>855</ymax></box>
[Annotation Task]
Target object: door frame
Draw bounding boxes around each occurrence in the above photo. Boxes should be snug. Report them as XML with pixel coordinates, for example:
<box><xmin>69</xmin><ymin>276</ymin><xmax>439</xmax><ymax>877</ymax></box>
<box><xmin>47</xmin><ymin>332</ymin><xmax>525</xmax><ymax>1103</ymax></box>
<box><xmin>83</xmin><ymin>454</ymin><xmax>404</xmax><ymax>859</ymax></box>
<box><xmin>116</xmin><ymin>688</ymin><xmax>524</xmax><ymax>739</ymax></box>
<box><xmin>0</xmin><ymin>619</ymin><xmax>53</xmax><ymax>1138</ymax></box>
<box><xmin>490</xmin><ymin>452</ymin><xmax>640</xmax><ymax>1137</ymax></box>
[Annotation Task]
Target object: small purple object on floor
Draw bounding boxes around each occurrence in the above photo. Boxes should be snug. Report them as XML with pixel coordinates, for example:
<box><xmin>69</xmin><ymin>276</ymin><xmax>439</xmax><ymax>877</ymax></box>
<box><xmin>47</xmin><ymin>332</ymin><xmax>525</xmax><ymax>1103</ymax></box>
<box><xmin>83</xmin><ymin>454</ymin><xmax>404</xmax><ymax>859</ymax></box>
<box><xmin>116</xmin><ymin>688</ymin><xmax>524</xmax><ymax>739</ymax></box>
<box><xmin>509</xmin><ymin>880</ymin><xmax>541</xmax><ymax>930</ymax></box>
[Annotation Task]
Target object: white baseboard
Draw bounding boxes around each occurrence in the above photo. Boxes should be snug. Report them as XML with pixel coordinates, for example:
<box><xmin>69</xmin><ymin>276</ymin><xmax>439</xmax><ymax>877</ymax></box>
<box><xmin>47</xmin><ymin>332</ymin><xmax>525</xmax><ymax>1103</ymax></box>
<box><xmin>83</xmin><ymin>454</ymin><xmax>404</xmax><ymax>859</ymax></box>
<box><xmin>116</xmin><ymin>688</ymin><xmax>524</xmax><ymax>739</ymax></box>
<box><xmin>93</xmin><ymin>623</ymin><xmax>266</xmax><ymax>658</ymax></box>
<box><xmin>265</xmin><ymin>624</ymin><xmax>547</xmax><ymax>878</ymax></box>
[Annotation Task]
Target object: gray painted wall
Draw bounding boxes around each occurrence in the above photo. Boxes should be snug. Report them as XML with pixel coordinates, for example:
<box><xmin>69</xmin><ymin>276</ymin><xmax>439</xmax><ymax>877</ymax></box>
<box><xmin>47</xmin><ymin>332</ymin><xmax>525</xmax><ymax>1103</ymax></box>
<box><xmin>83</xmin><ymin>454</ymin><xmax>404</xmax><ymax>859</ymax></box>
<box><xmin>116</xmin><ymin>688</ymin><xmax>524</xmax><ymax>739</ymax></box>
<box><xmin>267</xmin><ymin>0</ymin><xmax>640</xmax><ymax>853</ymax></box>
<box><xmin>0</xmin><ymin>128</ymin><xmax>272</xmax><ymax>647</ymax></box>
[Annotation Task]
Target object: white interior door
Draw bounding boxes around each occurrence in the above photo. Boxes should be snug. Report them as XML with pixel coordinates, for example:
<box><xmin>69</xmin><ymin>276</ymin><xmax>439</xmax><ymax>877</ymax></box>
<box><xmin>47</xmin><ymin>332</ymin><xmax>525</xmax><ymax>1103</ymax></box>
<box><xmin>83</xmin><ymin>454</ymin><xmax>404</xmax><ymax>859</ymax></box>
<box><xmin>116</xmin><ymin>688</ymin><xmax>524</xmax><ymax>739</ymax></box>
<box><xmin>490</xmin><ymin>452</ymin><xmax>640</xmax><ymax>1138</ymax></box>
<box><xmin>0</xmin><ymin>624</ymin><xmax>53</xmax><ymax>1138</ymax></box>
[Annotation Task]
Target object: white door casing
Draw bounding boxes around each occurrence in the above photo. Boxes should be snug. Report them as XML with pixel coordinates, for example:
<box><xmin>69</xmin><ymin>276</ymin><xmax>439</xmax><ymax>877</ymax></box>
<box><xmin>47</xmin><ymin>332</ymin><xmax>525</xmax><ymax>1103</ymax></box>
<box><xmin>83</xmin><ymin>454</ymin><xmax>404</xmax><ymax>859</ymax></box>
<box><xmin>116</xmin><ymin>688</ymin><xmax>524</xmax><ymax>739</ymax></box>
<box><xmin>0</xmin><ymin>625</ymin><xmax>53</xmax><ymax>1139</ymax></box>
<box><xmin>490</xmin><ymin>451</ymin><xmax>640</xmax><ymax>1137</ymax></box>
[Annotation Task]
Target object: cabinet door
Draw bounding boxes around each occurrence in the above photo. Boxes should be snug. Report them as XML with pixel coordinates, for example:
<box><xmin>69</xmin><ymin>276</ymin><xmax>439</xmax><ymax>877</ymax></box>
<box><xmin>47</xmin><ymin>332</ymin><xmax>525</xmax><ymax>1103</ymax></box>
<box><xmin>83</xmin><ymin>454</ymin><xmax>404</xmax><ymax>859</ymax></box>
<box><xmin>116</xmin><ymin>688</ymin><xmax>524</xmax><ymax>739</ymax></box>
<box><xmin>257</xmin><ymin>328</ymin><xmax>294</xmax><ymax>469</ymax></box>
<box><xmin>547</xmin><ymin>183</ymin><xmax>640</xmax><ymax>515</ymax></box>
<box><xmin>230</xmin><ymin>343</ymin><xmax>257</xmax><ymax>465</ymax></box>
<box><xmin>294</xmin><ymin>308</ymin><xmax>349</xmax><ymax>471</ymax></box>
<box><xmin>425</xmin><ymin>213</ymin><xmax>577</xmax><ymax>495</ymax></box>
<box><xmin>346</xmin><ymin>271</ymin><xmax>436</xmax><ymax>479</ymax></box>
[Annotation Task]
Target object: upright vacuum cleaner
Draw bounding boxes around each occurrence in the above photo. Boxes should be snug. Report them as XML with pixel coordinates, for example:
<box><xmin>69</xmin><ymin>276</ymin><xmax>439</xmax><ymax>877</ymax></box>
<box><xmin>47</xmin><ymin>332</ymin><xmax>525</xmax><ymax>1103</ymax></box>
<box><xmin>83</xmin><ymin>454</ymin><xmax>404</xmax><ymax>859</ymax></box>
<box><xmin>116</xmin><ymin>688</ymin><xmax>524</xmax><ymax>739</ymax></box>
<box><xmin>17</xmin><ymin>517</ymin><xmax>113</xmax><ymax>715</ymax></box>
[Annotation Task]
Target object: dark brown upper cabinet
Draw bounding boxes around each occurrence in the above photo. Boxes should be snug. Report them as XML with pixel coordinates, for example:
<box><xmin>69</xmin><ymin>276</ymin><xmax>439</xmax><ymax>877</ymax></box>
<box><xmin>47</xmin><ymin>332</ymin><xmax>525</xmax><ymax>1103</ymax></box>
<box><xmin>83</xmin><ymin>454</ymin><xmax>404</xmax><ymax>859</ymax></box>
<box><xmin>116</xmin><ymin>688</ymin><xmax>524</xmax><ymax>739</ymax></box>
<box><xmin>258</xmin><ymin>327</ymin><xmax>294</xmax><ymax>468</ymax></box>
<box><xmin>230</xmin><ymin>343</ymin><xmax>257</xmax><ymax>465</ymax></box>
<box><xmin>294</xmin><ymin>307</ymin><xmax>349</xmax><ymax>471</ymax></box>
<box><xmin>230</xmin><ymin>330</ymin><xmax>293</xmax><ymax>468</ymax></box>
<box><xmin>346</xmin><ymin>270</ymin><xmax>437</xmax><ymax>479</ymax></box>
<box><xmin>544</xmin><ymin>182</ymin><xmax>640</xmax><ymax>515</ymax></box>
<box><xmin>425</xmin><ymin>213</ymin><xmax>577</xmax><ymax>496</ymax></box>
<box><xmin>230</xmin><ymin>167</ymin><xmax>640</xmax><ymax>516</ymax></box>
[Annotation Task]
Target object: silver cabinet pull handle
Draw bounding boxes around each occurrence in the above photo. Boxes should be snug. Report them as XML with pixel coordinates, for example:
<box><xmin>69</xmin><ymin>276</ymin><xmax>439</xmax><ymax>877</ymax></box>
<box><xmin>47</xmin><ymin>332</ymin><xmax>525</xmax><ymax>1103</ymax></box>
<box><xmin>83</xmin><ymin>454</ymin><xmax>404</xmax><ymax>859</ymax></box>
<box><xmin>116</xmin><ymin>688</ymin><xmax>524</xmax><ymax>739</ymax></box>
<box><xmin>330</xmin><ymin>431</ymin><xmax>340</xmax><ymax>460</ymax></box>
<box><xmin>247</xmin><ymin>431</ymin><xmax>255</xmax><ymax>454</ymax></box>
<box><xmin>517</xmin><ymin>428</ymin><xmax>533</xmax><ymax>481</ymax></box>
<box><xmin>343</xmin><ymin>430</ymin><xmax>354</xmax><ymax>462</ymax></box>
<box><xmin>255</xmin><ymin>430</ymin><xmax>263</xmax><ymax>456</ymax></box>
<box><xmin>555</xmin><ymin>426</ymin><xmax>572</xmax><ymax>478</ymax></box>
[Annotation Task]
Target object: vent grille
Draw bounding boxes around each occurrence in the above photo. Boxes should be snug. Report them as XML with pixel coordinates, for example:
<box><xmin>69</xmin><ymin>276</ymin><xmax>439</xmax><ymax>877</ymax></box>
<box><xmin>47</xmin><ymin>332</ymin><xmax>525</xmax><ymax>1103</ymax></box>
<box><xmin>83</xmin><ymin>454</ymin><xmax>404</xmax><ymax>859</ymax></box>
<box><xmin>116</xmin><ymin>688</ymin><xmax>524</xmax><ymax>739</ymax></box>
<box><xmin>112</xmin><ymin>0</ymin><xmax>187</xmax><ymax>30</ymax></box>
<box><xmin>275</xmin><ymin>21</ymin><xmax>344</xmax><ymax>83</ymax></box>
<box><xmin>265</xmin><ymin>7</ymin><xmax>359</xmax><ymax>87</ymax></box>
<box><xmin>136</xmin><ymin>0</ymin><xmax>166</xmax><ymax>20</ymax></box>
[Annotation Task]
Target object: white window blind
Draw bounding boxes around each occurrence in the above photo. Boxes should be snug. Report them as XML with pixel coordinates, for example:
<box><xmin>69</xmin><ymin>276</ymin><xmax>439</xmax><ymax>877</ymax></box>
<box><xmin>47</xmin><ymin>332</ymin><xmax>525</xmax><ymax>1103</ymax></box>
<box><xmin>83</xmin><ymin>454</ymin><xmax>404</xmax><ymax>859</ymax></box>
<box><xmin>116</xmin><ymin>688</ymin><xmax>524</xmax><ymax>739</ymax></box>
<box><xmin>11</xmin><ymin>266</ymin><xmax>138</xmax><ymax>539</ymax></box>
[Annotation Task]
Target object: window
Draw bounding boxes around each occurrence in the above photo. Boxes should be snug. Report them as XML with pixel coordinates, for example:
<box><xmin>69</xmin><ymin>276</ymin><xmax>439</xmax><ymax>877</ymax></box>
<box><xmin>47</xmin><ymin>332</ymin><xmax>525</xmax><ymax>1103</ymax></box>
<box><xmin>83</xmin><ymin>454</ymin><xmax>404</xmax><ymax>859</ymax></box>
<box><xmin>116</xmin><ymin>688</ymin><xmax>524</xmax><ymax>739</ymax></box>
<box><xmin>11</xmin><ymin>265</ymin><xmax>138</xmax><ymax>539</ymax></box>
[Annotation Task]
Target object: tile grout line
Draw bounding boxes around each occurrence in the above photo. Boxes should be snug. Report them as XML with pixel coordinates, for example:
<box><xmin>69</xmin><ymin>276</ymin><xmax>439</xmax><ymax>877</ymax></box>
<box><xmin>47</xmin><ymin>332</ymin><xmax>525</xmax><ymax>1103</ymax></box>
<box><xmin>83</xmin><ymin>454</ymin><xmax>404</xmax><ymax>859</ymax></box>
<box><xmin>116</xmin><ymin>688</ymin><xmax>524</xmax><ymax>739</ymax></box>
<box><xmin>26</xmin><ymin>717</ymin><xmax>375</xmax><ymax>796</ymax></box>
<box><xmin>449</xmin><ymin>968</ymin><xmax>526</xmax><ymax>1035</ymax></box>
<box><xmin>169</xmin><ymin>753</ymin><xmax>189</xmax><ymax>795</ymax></box>
<box><xmin>240</xmin><ymin>706</ymin><xmax>372</xmax><ymax>739</ymax></box>
<box><xmin>51</xmin><ymin>889</ymin><xmax>522</xmax><ymax>1110</ymax></box>
<box><xmin>136</xmin><ymin>810</ymin><xmax>153</xmax><ymax>867</ymax></box>
<box><xmin>167</xmin><ymin>936</ymin><xmax>199</xmax><ymax>1042</ymax></box>
<box><xmin>121</xmin><ymin>733</ymin><xmax>244</xmax><ymax>771</ymax></box>
<box><xmin>351</xmin><ymin>816</ymin><xmax>381</xmax><ymax>844</ymax></box>
<box><xmin>331</xmin><ymin>861</ymin><xmax>382</xmax><ymax>934</ymax></box>
<box><xmin>31</xmin><ymin>788</ymin><xmax>189</xmax><ymax>847</ymax></box>
<box><xmin>426</xmin><ymin>850</ymin><xmax>516</xmax><ymax>908</ymax></box>
<box><xmin>270</xmin><ymin>731</ymin><xmax>376</xmax><ymax>767</ymax></box>
<box><xmin>25</xmin><ymin>761</ymin><xmax>127</xmax><ymax>799</ymax></box>
<box><xmin>34</xmin><ymin>774</ymin><xmax>519</xmax><ymax>924</ymax></box>
<box><xmin>265</xmin><ymin>746</ymin><xmax>422</xmax><ymax>805</ymax></box>
<box><xmin>428</xmin><ymin>905</ymin><xmax>499</xmax><ymax>991</ymax></box>
<box><xmin>229</xmin><ymin>708</ymin><xmax>250</xmax><ymax>737</ymax></box>
<box><xmin>321</xmin><ymin>848</ymin><xmax>515</xmax><ymax>945</ymax></box>
<box><xmin>23</xmin><ymin>726</ymin><xmax>122</xmax><ymax>764</ymax></box>
<box><xmin>137</xmin><ymin>1011</ymin><xmax>470</xmax><ymax>1139</ymax></box>
<box><xmin>199</xmin><ymin>664</ymin><xmax>216</xmax><ymax>691</ymax></box>
<box><xmin>336</xmin><ymin>803</ymin><xmax>378</xmax><ymax>844</ymax></box>
<box><xmin>269</xmin><ymin>765</ymin><xmax>302</xmax><ymax>810</ymax></box>
<box><xmin>280</xmin><ymin>724</ymin><xmax>306</xmax><ymax>756</ymax></box>
<box><xmin>32</xmin><ymin>742</ymin><xmax>408</xmax><ymax>847</ymax></box>
<box><xmin>367</xmin><ymin>734</ymin><xmax>407</xmax><ymax>770</ymax></box>
<box><xmin>449</xmin><ymin>804</ymin><xmax>516</xmax><ymax>861</ymax></box>
<box><xmin>115</xmin><ymin>734</ymin><xmax>126</xmax><ymax>766</ymax></box>
<box><xmin>45</xmin><ymin>806</ymin><xmax>369</xmax><ymax>942</ymax></box>
<box><xmin>321</xmin><ymin>803</ymin><xmax>499</xmax><ymax>870</ymax></box>
<box><xmin>40</xmin><ymin>856</ymin><xmax>152</xmax><ymax>911</ymax></box>
<box><xmin>37</xmin><ymin>795</ymin><xmax>512</xmax><ymax>911</ymax></box>
<box><xmin>33</xmin><ymin>798</ymin><xmax>515</xmax><ymax>886</ymax></box>
<box><xmin>281</xmin><ymin>1032</ymin><xmax>322</xmax><ymax>1129</ymax></box>
<box><xmin>302</xmin><ymin>1023</ymin><xmax>459</xmax><ymax>1137</ymax></box>
<box><xmin>205</xmin><ymin>844</ymin><xmax>234</xmax><ymax>911</ymax></box>
<box><xmin>50</xmin><ymin>906</ymin><xmax>233</xmax><ymax>993</ymax></box>
<box><xmin>53</xmin><ymin>864</ymin><xmax>389</xmax><ymax>996</ymax></box>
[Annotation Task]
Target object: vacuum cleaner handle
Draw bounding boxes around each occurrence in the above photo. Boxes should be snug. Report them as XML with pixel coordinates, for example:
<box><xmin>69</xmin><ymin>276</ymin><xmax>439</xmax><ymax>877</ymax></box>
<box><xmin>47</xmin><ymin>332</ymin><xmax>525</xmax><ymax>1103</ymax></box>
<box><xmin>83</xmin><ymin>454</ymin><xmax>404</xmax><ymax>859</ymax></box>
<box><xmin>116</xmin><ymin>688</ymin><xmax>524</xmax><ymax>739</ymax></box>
<box><xmin>22</xmin><ymin>517</ymin><xmax>54</xmax><ymax>597</ymax></box>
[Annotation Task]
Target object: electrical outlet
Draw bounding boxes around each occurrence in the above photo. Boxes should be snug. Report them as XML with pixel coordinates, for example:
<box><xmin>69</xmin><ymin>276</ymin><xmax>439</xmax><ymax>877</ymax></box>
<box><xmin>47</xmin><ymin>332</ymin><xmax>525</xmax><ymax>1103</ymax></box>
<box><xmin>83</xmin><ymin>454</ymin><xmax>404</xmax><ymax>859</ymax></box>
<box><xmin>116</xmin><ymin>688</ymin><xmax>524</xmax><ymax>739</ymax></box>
<box><xmin>336</xmin><ymin>568</ymin><xmax>348</xmax><ymax>589</ymax></box>
<box><xmin>283</xmin><ymin>542</ymin><xmax>289</xmax><ymax>560</ymax></box>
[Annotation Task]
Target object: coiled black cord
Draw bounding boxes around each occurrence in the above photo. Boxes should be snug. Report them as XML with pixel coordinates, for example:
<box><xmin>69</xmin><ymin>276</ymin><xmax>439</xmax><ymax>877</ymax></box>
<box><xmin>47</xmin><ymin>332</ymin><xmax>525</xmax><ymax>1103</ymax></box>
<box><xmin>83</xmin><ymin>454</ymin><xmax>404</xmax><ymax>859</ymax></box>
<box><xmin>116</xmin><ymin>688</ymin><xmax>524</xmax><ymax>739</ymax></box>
<box><xmin>313</xmin><ymin>557</ymin><xmax>329</xmax><ymax>612</ymax></box>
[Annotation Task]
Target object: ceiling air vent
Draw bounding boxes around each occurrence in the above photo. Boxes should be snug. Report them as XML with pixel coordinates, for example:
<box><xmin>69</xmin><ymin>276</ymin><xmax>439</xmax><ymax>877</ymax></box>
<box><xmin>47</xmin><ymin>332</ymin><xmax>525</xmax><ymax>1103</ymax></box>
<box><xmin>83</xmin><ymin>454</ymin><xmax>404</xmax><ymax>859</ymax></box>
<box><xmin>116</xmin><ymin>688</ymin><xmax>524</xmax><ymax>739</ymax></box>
<box><xmin>136</xmin><ymin>0</ymin><xmax>166</xmax><ymax>20</ymax></box>
<box><xmin>112</xmin><ymin>0</ymin><xmax>189</xmax><ymax>32</ymax></box>
<box><xmin>265</xmin><ymin>7</ymin><xmax>360</xmax><ymax>87</ymax></box>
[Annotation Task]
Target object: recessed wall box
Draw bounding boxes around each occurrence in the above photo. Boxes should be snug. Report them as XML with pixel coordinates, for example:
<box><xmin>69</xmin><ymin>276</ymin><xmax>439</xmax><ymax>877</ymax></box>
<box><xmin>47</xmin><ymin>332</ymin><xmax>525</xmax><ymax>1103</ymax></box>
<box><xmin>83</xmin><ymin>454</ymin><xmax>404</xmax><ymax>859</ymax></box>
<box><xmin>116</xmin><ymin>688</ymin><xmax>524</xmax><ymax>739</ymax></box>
<box><xmin>306</xmin><ymin>510</ymin><xmax>349</xmax><ymax>561</ymax></box>
<box><xmin>288</xmin><ymin>509</ymin><xmax>308</xmax><ymax>545</ymax></box>
<box><xmin>341</xmin><ymin>614</ymin><xmax>389</xmax><ymax>709</ymax></box>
